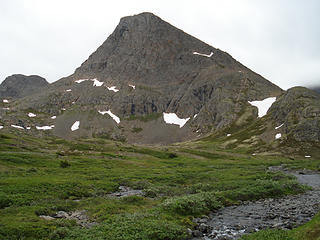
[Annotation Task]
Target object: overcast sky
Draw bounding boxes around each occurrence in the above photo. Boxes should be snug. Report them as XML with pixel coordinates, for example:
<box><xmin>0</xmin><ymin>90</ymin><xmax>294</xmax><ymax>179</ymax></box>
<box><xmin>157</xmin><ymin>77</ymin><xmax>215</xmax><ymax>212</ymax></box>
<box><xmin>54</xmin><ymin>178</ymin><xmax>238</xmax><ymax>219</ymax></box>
<box><xmin>0</xmin><ymin>0</ymin><xmax>319</xmax><ymax>90</ymax></box>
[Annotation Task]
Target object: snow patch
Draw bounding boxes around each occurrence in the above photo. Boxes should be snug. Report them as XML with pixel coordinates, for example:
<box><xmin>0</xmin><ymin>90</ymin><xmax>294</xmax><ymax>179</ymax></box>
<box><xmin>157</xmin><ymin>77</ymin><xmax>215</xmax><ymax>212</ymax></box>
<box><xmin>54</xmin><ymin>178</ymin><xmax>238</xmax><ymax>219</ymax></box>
<box><xmin>61</xmin><ymin>108</ymin><xmax>66</xmax><ymax>111</ymax></box>
<box><xmin>252</xmin><ymin>153</ymin><xmax>257</xmax><ymax>156</ymax></box>
<box><xmin>11</xmin><ymin>125</ymin><xmax>24</xmax><ymax>130</ymax></box>
<box><xmin>0</xmin><ymin>126</ymin><xmax>3</xmax><ymax>129</ymax></box>
<box><xmin>227</xmin><ymin>134</ymin><xmax>231</xmax><ymax>137</ymax></box>
<box><xmin>129</xmin><ymin>84</ymin><xmax>135</xmax><ymax>89</ymax></box>
<box><xmin>51</xmin><ymin>116</ymin><xmax>56</xmax><ymax>119</ymax></box>
<box><xmin>193</xmin><ymin>114</ymin><xmax>198</xmax><ymax>118</ymax></box>
<box><xmin>248</xmin><ymin>97</ymin><xmax>276</xmax><ymax>118</ymax></box>
<box><xmin>28</xmin><ymin>112</ymin><xmax>36</xmax><ymax>117</ymax></box>
<box><xmin>98</xmin><ymin>110</ymin><xmax>108</xmax><ymax>115</ymax></box>
<box><xmin>99</xmin><ymin>110</ymin><xmax>120</xmax><ymax>124</ymax></box>
<box><xmin>107</xmin><ymin>86</ymin><xmax>119</xmax><ymax>92</ymax></box>
<box><xmin>36</xmin><ymin>125</ymin><xmax>54</xmax><ymax>130</ymax></box>
<box><xmin>275</xmin><ymin>123</ymin><xmax>284</xmax><ymax>130</ymax></box>
<box><xmin>66</xmin><ymin>89</ymin><xmax>72</xmax><ymax>92</ymax></box>
<box><xmin>3</xmin><ymin>99</ymin><xmax>9</xmax><ymax>103</ymax></box>
<box><xmin>71</xmin><ymin>121</ymin><xmax>80</xmax><ymax>131</ymax></box>
<box><xmin>26</xmin><ymin>127</ymin><xmax>31</xmax><ymax>130</ymax></box>
<box><xmin>2</xmin><ymin>107</ymin><xmax>10</xmax><ymax>110</ymax></box>
<box><xmin>92</xmin><ymin>79</ymin><xmax>104</xmax><ymax>87</ymax></box>
<box><xmin>193</xmin><ymin>51</ymin><xmax>213</xmax><ymax>58</ymax></box>
<box><xmin>163</xmin><ymin>113</ymin><xmax>190</xmax><ymax>128</ymax></box>
<box><xmin>305</xmin><ymin>155</ymin><xmax>311</xmax><ymax>158</ymax></box>
<box><xmin>275</xmin><ymin>133</ymin><xmax>282</xmax><ymax>139</ymax></box>
<box><xmin>75</xmin><ymin>79</ymin><xmax>88</xmax><ymax>83</ymax></box>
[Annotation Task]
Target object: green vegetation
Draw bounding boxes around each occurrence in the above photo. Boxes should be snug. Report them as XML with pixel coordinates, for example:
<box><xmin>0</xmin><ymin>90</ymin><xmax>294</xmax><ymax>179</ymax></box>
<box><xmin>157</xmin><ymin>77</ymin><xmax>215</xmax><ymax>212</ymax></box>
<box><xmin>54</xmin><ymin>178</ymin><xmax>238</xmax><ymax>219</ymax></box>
<box><xmin>0</xmin><ymin>131</ymin><xmax>319</xmax><ymax>239</ymax></box>
<box><xmin>241</xmin><ymin>213</ymin><xmax>320</xmax><ymax>240</ymax></box>
<box><xmin>126</xmin><ymin>112</ymin><xmax>162</xmax><ymax>122</ymax></box>
<box><xmin>131</xmin><ymin>127</ymin><xmax>143</xmax><ymax>133</ymax></box>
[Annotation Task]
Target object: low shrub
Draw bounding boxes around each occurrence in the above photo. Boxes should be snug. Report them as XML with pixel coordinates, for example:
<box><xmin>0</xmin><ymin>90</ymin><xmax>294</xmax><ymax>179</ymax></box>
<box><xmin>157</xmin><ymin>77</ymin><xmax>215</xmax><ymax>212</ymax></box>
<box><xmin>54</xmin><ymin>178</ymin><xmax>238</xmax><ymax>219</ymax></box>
<box><xmin>60</xmin><ymin>160</ymin><xmax>71</xmax><ymax>168</ymax></box>
<box><xmin>240</xmin><ymin>229</ymin><xmax>292</xmax><ymax>240</ymax></box>
<box><xmin>66</xmin><ymin>213</ymin><xmax>187</xmax><ymax>240</ymax></box>
<box><xmin>121</xmin><ymin>195</ymin><xmax>145</xmax><ymax>204</ymax></box>
<box><xmin>0</xmin><ymin>193</ymin><xmax>13</xmax><ymax>209</ymax></box>
<box><xmin>225</xmin><ymin>179</ymin><xmax>307</xmax><ymax>202</ymax></box>
<box><xmin>162</xmin><ymin>192</ymin><xmax>223</xmax><ymax>215</ymax></box>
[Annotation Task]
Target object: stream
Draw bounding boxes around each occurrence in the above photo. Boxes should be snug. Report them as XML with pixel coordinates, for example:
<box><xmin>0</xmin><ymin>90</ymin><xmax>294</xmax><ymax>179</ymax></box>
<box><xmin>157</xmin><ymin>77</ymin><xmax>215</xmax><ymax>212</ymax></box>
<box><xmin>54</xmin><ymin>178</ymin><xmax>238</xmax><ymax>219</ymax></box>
<box><xmin>192</xmin><ymin>168</ymin><xmax>320</xmax><ymax>240</ymax></box>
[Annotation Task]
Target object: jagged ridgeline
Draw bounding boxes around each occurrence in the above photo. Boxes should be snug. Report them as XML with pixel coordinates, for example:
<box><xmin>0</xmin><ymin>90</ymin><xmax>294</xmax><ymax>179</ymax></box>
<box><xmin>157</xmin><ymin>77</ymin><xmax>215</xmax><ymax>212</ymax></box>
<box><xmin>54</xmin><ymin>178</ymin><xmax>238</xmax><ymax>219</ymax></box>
<box><xmin>0</xmin><ymin>12</ymin><xmax>319</xmax><ymax>148</ymax></box>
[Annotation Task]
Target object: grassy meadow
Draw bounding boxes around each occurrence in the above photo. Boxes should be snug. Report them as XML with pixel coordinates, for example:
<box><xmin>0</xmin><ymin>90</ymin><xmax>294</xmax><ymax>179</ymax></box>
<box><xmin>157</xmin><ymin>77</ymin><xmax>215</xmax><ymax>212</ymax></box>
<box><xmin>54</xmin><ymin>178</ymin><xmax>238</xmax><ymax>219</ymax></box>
<box><xmin>0</xmin><ymin>131</ymin><xmax>319</xmax><ymax>239</ymax></box>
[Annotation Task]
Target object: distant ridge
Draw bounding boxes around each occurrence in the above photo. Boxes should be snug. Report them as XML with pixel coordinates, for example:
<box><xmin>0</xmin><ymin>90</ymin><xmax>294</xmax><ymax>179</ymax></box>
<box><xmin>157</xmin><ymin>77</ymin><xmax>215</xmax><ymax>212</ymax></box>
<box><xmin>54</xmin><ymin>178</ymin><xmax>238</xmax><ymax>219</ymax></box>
<box><xmin>0</xmin><ymin>74</ymin><xmax>48</xmax><ymax>98</ymax></box>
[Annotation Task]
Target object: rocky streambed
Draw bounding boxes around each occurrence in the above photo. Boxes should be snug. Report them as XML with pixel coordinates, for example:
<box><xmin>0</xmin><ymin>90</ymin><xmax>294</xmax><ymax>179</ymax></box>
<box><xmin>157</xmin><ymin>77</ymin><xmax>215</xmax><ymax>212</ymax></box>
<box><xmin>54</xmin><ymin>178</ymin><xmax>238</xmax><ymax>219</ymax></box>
<box><xmin>192</xmin><ymin>168</ymin><xmax>320</xmax><ymax>240</ymax></box>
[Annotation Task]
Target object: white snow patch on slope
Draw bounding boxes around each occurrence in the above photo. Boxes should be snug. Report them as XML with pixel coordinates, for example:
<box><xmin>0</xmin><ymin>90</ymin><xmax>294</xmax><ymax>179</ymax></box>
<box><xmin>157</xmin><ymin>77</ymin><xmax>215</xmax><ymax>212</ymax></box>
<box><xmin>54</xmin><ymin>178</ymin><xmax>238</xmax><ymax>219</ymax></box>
<box><xmin>28</xmin><ymin>112</ymin><xmax>36</xmax><ymax>117</ymax></box>
<box><xmin>129</xmin><ymin>84</ymin><xmax>135</xmax><ymax>89</ymax></box>
<box><xmin>193</xmin><ymin>114</ymin><xmax>198</xmax><ymax>118</ymax></box>
<box><xmin>305</xmin><ymin>155</ymin><xmax>311</xmax><ymax>158</ymax></box>
<box><xmin>26</xmin><ymin>127</ymin><xmax>31</xmax><ymax>130</ymax></box>
<box><xmin>75</xmin><ymin>79</ymin><xmax>88</xmax><ymax>83</ymax></box>
<box><xmin>98</xmin><ymin>110</ymin><xmax>108</xmax><ymax>115</ymax></box>
<box><xmin>99</xmin><ymin>110</ymin><xmax>120</xmax><ymax>124</ymax></box>
<box><xmin>61</xmin><ymin>108</ymin><xmax>66</xmax><ymax>111</ymax></box>
<box><xmin>3</xmin><ymin>99</ymin><xmax>9</xmax><ymax>103</ymax></box>
<box><xmin>92</xmin><ymin>79</ymin><xmax>104</xmax><ymax>87</ymax></box>
<box><xmin>275</xmin><ymin>123</ymin><xmax>284</xmax><ymax>130</ymax></box>
<box><xmin>0</xmin><ymin>126</ymin><xmax>3</xmax><ymax>129</ymax></box>
<box><xmin>193</xmin><ymin>51</ymin><xmax>213</xmax><ymax>58</ymax></box>
<box><xmin>36</xmin><ymin>125</ymin><xmax>54</xmax><ymax>130</ymax></box>
<box><xmin>2</xmin><ymin>107</ymin><xmax>10</xmax><ymax>110</ymax></box>
<box><xmin>107</xmin><ymin>86</ymin><xmax>119</xmax><ymax>92</ymax></box>
<box><xmin>11</xmin><ymin>125</ymin><xmax>24</xmax><ymax>130</ymax></box>
<box><xmin>275</xmin><ymin>133</ymin><xmax>282</xmax><ymax>139</ymax></box>
<box><xmin>51</xmin><ymin>116</ymin><xmax>56</xmax><ymax>119</ymax></box>
<box><xmin>248</xmin><ymin>97</ymin><xmax>276</xmax><ymax>118</ymax></box>
<box><xmin>163</xmin><ymin>113</ymin><xmax>190</xmax><ymax>128</ymax></box>
<box><xmin>66</xmin><ymin>89</ymin><xmax>72</xmax><ymax>92</ymax></box>
<box><xmin>227</xmin><ymin>134</ymin><xmax>231</xmax><ymax>137</ymax></box>
<box><xmin>71</xmin><ymin>121</ymin><xmax>80</xmax><ymax>131</ymax></box>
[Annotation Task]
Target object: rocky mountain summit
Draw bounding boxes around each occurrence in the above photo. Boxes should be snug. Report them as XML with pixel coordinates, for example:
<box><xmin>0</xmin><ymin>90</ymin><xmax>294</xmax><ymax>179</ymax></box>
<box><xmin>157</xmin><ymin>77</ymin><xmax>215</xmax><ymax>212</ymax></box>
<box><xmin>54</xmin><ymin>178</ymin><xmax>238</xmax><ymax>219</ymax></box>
<box><xmin>0</xmin><ymin>12</ymin><xmax>319</xmax><ymax>150</ymax></box>
<box><xmin>0</xmin><ymin>74</ymin><xmax>48</xmax><ymax>98</ymax></box>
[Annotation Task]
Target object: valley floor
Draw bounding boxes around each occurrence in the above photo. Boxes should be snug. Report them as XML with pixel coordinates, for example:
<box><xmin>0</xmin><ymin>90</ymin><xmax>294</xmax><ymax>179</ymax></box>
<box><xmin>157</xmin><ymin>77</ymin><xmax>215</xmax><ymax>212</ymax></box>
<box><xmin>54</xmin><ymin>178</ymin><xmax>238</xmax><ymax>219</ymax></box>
<box><xmin>0</xmin><ymin>131</ymin><xmax>319</xmax><ymax>240</ymax></box>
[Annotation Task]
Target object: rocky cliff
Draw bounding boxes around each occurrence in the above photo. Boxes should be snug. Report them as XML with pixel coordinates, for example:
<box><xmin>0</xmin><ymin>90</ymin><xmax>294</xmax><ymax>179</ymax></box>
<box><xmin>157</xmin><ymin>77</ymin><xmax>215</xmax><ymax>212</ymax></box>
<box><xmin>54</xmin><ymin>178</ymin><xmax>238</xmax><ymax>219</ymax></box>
<box><xmin>269</xmin><ymin>87</ymin><xmax>320</xmax><ymax>143</ymax></box>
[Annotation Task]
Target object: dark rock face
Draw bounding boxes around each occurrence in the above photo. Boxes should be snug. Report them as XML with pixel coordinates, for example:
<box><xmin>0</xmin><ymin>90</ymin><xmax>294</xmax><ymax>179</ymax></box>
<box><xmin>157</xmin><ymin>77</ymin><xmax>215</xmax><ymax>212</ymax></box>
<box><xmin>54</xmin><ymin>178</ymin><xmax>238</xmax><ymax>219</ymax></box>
<box><xmin>0</xmin><ymin>74</ymin><xmax>48</xmax><ymax>98</ymax></box>
<box><xmin>269</xmin><ymin>87</ymin><xmax>320</xmax><ymax>142</ymax></box>
<box><xmin>3</xmin><ymin>13</ymin><xmax>283</xmax><ymax>143</ymax></box>
<box><xmin>312</xmin><ymin>86</ymin><xmax>320</xmax><ymax>94</ymax></box>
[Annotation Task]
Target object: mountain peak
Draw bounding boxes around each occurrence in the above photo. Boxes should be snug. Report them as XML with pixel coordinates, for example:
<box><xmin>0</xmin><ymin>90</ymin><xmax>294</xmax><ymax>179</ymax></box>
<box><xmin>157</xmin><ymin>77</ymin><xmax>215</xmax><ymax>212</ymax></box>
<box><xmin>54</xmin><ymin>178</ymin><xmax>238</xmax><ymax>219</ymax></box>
<box><xmin>119</xmin><ymin>12</ymin><xmax>160</xmax><ymax>23</ymax></box>
<box><xmin>10</xmin><ymin>13</ymin><xmax>284</xmax><ymax>144</ymax></box>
